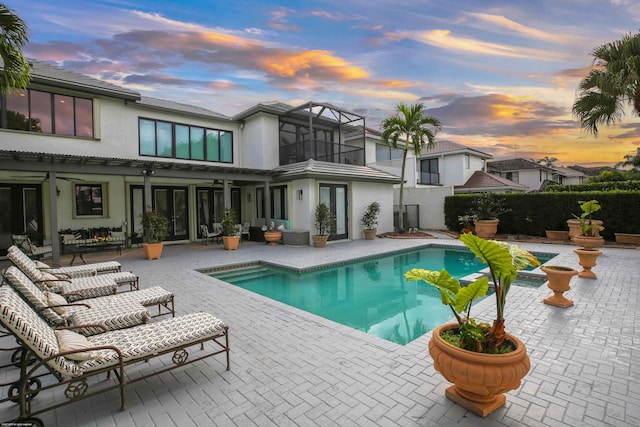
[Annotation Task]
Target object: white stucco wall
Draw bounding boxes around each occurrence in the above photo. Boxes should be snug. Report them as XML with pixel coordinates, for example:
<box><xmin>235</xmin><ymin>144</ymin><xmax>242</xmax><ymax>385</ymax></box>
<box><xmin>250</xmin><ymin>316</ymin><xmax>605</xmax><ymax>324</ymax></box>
<box><xmin>394</xmin><ymin>186</ymin><xmax>454</xmax><ymax>230</ymax></box>
<box><xmin>240</xmin><ymin>112</ymin><xmax>280</xmax><ymax>169</ymax></box>
<box><xmin>350</xmin><ymin>181</ymin><xmax>394</xmax><ymax>238</ymax></box>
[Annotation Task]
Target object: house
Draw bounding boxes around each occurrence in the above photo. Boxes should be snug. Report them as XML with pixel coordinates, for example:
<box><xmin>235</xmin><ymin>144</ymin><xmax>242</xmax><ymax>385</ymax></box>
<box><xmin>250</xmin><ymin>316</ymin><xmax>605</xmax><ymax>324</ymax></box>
<box><xmin>455</xmin><ymin>171</ymin><xmax>528</xmax><ymax>193</ymax></box>
<box><xmin>0</xmin><ymin>60</ymin><xmax>398</xmax><ymax>263</ymax></box>
<box><xmin>368</xmin><ymin>138</ymin><xmax>493</xmax><ymax>229</ymax></box>
<box><xmin>486</xmin><ymin>158</ymin><xmax>555</xmax><ymax>192</ymax></box>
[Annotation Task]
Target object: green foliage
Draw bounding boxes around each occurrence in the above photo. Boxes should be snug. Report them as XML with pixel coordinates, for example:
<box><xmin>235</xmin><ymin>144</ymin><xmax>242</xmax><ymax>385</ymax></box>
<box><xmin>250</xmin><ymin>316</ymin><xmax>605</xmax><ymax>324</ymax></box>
<box><xmin>314</xmin><ymin>203</ymin><xmax>335</xmax><ymax>236</ymax></box>
<box><xmin>405</xmin><ymin>233</ymin><xmax>539</xmax><ymax>353</ymax></box>
<box><xmin>574</xmin><ymin>199</ymin><xmax>605</xmax><ymax>236</ymax></box>
<box><xmin>444</xmin><ymin>191</ymin><xmax>640</xmax><ymax>239</ymax></box>
<box><xmin>220</xmin><ymin>208</ymin><xmax>240</xmax><ymax>236</ymax></box>
<box><xmin>0</xmin><ymin>3</ymin><xmax>31</xmax><ymax>93</ymax></box>
<box><xmin>471</xmin><ymin>192</ymin><xmax>510</xmax><ymax>220</ymax></box>
<box><xmin>547</xmin><ymin>179</ymin><xmax>640</xmax><ymax>191</ymax></box>
<box><xmin>140</xmin><ymin>210</ymin><xmax>169</xmax><ymax>243</ymax></box>
<box><xmin>361</xmin><ymin>201</ymin><xmax>381</xmax><ymax>230</ymax></box>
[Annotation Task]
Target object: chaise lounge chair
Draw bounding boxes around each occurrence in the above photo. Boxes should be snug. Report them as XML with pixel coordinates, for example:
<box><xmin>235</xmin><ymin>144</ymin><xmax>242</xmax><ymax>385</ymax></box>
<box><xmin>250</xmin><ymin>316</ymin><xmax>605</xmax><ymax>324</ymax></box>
<box><xmin>8</xmin><ymin>247</ymin><xmax>139</xmax><ymax>300</ymax></box>
<box><xmin>0</xmin><ymin>286</ymin><xmax>230</xmax><ymax>426</ymax></box>
<box><xmin>3</xmin><ymin>267</ymin><xmax>151</xmax><ymax>336</ymax></box>
<box><xmin>3</xmin><ymin>265</ymin><xmax>175</xmax><ymax>325</ymax></box>
<box><xmin>11</xmin><ymin>235</ymin><xmax>53</xmax><ymax>260</ymax></box>
<box><xmin>6</xmin><ymin>245</ymin><xmax>122</xmax><ymax>278</ymax></box>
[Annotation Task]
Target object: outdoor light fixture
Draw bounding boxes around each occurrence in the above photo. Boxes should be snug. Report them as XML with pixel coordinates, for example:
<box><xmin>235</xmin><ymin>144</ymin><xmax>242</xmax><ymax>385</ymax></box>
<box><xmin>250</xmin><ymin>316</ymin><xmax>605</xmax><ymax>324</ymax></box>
<box><xmin>142</xmin><ymin>169</ymin><xmax>155</xmax><ymax>176</ymax></box>
<box><xmin>297</xmin><ymin>189</ymin><xmax>303</xmax><ymax>200</ymax></box>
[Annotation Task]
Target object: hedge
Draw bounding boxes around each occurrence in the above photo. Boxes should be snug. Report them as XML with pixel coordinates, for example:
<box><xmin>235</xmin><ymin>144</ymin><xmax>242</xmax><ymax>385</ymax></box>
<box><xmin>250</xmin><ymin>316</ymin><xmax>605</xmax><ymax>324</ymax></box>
<box><xmin>546</xmin><ymin>180</ymin><xmax>640</xmax><ymax>192</ymax></box>
<box><xmin>444</xmin><ymin>191</ymin><xmax>640</xmax><ymax>240</ymax></box>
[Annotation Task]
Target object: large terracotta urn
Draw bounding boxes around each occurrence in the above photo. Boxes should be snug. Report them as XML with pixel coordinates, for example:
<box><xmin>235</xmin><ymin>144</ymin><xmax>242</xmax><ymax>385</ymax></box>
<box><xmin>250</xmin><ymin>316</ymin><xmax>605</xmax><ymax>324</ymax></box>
<box><xmin>574</xmin><ymin>248</ymin><xmax>603</xmax><ymax>279</ymax></box>
<box><xmin>428</xmin><ymin>323</ymin><xmax>530</xmax><ymax>417</ymax></box>
<box><xmin>263</xmin><ymin>231</ymin><xmax>282</xmax><ymax>246</ymax></box>
<box><xmin>541</xmin><ymin>266</ymin><xmax>578</xmax><ymax>307</ymax></box>
<box><xmin>473</xmin><ymin>219</ymin><xmax>499</xmax><ymax>239</ymax></box>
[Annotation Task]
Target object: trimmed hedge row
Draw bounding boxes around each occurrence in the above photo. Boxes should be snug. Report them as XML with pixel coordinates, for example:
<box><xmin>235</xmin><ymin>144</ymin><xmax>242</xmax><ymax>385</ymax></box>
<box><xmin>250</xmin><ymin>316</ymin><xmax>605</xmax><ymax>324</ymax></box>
<box><xmin>444</xmin><ymin>191</ymin><xmax>640</xmax><ymax>240</ymax></box>
<box><xmin>546</xmin><ymin>181</ymin><xmax>640</xmax><ymax>192</ymax></box>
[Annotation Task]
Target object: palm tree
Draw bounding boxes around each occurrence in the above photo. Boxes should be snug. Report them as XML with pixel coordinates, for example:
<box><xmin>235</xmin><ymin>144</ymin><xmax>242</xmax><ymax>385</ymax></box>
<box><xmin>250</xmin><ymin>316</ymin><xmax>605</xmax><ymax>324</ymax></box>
<box><xmin>616</xmin><ymin>147</ymin><xmax>640</xmax><ymax>170</ymax></box>
<box><xmin>0</xmin><ymin>3</ymin><xmax>30</xmax><ymax>93</ymax></box>
<box><xmin>572</xmin><ymin>32</ymin><xmax>640</xmax><ymax>136</ymax></box>
<box><xmin>381</xmin><ymin>102</ymin><xmax>441</xmax><ymax>232</ymax></box>
<box><xmin>536</xmin><ymin>156</ymin><xmax>557</xmax><ymax>168</ymax></box>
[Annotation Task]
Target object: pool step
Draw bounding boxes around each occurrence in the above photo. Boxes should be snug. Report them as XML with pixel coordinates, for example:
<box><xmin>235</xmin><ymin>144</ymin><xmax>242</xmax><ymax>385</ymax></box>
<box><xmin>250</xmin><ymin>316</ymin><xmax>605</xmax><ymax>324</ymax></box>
<box><xmin>212</xmin><ymin>266</ymin><xmax>276</xmax><ymax>283</ymax></box>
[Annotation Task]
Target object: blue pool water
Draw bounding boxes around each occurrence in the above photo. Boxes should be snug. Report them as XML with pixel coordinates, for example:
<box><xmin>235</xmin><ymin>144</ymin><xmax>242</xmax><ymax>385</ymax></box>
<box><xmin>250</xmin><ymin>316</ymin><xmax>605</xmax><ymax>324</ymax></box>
<box><xmin>210</xmin><ymin>246</ymin><xmax>552</xmax><ymax>345</ymax></box>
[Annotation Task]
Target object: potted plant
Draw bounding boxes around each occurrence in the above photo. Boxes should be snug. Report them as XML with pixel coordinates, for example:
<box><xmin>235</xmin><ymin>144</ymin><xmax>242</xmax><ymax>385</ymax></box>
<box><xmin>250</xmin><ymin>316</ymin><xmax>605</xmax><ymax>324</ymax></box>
<box><xmin>572</xmin><ymin>199</ymin><xmax>605</xmax><ymax>249</ymax></box>
<box><xmin>541</xmin><ymin>265</ymin><xmax>579</xmax><ymax>307</ymax></box>
<box><xmin>405</xmin><ymin>233</ymin><xmax>540</xmax><ymax>416</ymax></box>
<box><xmin>262</xmin><ymin>221</ymin><xmax>285</xmax><ymax>246</ymax></box>
<box><xmin>471</xmin><ymin>193</ymin><xmax>509</xmax><ymax>238</ymax></box>
<box><xmin>457</xmin><ymin>214</ymin><xmax>475</xmax><ymax>234</ymax></box>
<box><xmin>221</xmin><ymin>208</ymin><xmax>241</xmax><ymax>250</ymax></box>
<box><xmin>313</xmin><ymin>202</ymin><xmax>335</xmax><ymax>248</ymax></box>
<box><xmin>361</xmin><ymin>201</ymin><xmax>381</xmax><ymax>240</ymax></box>
<box><xmin>140</xmin><ymin>210</ymin><xmax>169</xmax><ymax>260</ymax></box>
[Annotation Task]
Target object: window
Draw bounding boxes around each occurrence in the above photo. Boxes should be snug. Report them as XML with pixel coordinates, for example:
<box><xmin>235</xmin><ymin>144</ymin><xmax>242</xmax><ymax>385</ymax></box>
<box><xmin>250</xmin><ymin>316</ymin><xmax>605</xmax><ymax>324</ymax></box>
<box><xmin>139</xmin><ymin>118</ymin><xmax>232</xmax><ymax>163</ymax></box>
<box><xmin>256</xmin><ymin>185</ymin><xmax>288</xmax><ymax>219</ymax></box>
<box><xmin>1</xmin><ymin>89</ymin><xmax>93</xmax><ymax>137</ymax></box>
<box><xmin>376</xmin><ymin>144</ymin><xmax>404</xmax><ymax>162</ymax></box>
<box><xmin>505</xmin><ymin>172</ymin><xmax>519</xmax><ymax>183</ymax></box>
<box><xmin>75</xmin><ymin>184</ymin><xmax>105</xmax><ymax>217</ymax></box>
<box><xmin>419</xmin><ymin>158</ymin><xmax>439</xmax><ymax>184</ymax></box>
<box><xmin>465</xmin><ymin>154</ymin><xmax>470</xmax><ymax>169</ymax></box>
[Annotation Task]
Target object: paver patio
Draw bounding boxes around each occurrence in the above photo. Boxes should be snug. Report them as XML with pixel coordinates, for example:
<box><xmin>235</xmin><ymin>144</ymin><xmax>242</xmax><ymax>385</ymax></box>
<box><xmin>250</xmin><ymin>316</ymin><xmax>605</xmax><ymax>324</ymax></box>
<box><xmin>0</xmin><ymin>235</ymin><xmax>638</xmax><ymax>426</ymax></box>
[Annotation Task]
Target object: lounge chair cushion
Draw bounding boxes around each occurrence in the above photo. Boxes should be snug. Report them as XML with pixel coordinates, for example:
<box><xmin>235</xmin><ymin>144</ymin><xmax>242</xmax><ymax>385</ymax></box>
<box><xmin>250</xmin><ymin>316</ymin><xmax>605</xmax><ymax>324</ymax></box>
<box><xmin>55</xmin><ymin>330</ymin><xmax>102</xmax><ymax>361</ymax></box>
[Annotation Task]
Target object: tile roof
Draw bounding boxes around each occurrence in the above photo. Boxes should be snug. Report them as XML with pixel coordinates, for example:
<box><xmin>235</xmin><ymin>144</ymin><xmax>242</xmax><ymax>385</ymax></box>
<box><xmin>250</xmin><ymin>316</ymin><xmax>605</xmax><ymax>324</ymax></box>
<box><xmin>27</xmin><ymin>59</ymin><xmax>140</xmax><ymax>100</ymax></box>
<box><xmin>456</xmin><ymin>170</ymin><xmax>528</xmax><ymax>192</ymax></box>
<box><xmin>487</xmin><ymin>158</ymin><xmax>550</xmax><ymax>172</ymax></box>
<box><xmin>272</xmin><ymin>159</ymin><xmax>400</xmax><ymax>183</ymax></box>
<box><xmin>420</xmin><ymin>140</ymin><xmax>493</xmax><ymax>159</ymax></box>
<box><xmin>551</xmin><ymin>166</ymin><xmax>586</xmax><ymax>177</ymax></box>
<box><xmin>136</xmin><ymin>96</ymin><xmax>231</xmax><ymax>120</ymax></box>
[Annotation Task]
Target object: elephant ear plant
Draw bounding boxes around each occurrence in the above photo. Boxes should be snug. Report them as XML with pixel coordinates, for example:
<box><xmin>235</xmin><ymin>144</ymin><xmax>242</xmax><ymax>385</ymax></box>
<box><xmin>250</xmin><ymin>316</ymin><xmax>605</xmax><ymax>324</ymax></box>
<box><xmin>405</xmin><ymin>233</ymin><xmax>540</xmax><ymax>353</ymax></box>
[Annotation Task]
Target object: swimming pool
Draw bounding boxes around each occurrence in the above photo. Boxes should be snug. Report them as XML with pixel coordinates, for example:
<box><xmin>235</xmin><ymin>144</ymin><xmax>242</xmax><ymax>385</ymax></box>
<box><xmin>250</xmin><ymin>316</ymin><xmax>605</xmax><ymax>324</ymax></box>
<box><xmin>209</xmin><ymin>246</ymin><xmax>553</xmax><ymax>345</ymax></box>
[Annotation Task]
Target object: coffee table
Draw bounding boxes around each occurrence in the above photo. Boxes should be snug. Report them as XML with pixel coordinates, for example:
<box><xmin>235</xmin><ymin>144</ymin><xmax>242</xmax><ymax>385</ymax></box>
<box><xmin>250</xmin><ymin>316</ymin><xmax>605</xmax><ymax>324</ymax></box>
<box><xmin>69</xmin><ymin>241</ymin><xmax>123</xmax><ymax>265</ymax></box>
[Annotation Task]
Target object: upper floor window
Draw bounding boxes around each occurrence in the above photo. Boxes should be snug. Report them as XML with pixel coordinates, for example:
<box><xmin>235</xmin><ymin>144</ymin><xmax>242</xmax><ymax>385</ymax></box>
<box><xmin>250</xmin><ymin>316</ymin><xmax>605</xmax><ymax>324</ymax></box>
<box><xmin>1</xmin><ymin>89</ymin><xmax>93</xmax><ymax>137</ymax></box>
<box><xmin>376</xmin><ymin>144</ymin><xmax>404</xmax><ymax>162</ymax></box>
<box><xmin>139</xmin><ymin>118</ymin><xmax>232</xmax><ymax>163</ymax></box>
<box><xmin>465</xmin><ymin>154</ymin><xmax>470</xmax><ymax>169</ymax></box>
<box><xmin>419</xmin><ymin>158</ymin><xmax>439</xmax><ymax>184</ymax></box>
<box><xmin>505</xmin><ymin>172</ymin><xmax>519</xmax><ymax>183</ymax></box>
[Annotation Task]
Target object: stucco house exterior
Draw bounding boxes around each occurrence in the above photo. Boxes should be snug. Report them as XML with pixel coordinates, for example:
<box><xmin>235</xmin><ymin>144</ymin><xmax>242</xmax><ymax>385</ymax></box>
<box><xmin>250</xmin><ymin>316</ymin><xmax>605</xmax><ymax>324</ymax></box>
<box><xmin>487</xmin><ymin>158</ymin><xmax>588</xmax><ymax>192</ymax></box>
<box><xmin>0</xmin><ymin>60</ymin><xmax>398</xmax><ymax>263</ymax></box>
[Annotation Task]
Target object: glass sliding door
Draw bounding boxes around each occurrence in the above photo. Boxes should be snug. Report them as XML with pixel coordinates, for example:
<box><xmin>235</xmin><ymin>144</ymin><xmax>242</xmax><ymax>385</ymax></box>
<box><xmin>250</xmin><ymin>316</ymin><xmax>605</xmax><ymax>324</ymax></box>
<box><xmin>319</xmin><ymin>183</ymin><xmax>348</xmax><ymax>241</ymax></box>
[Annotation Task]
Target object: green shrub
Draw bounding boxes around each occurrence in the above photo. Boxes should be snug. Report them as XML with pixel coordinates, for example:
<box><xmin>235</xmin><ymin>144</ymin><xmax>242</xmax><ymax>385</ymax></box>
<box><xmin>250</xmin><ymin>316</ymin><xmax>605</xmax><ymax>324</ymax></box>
<box><xmin>444</xmin><ymin>191</ymin><xmax>640</xmax><ymax>240</ymax></box>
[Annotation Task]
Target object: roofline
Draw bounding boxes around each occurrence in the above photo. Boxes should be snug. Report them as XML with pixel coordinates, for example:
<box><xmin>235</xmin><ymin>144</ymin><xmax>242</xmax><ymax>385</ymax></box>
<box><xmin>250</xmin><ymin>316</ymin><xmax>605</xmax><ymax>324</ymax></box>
<box><xmin>420</xmin><ymin>148</ymin><xmax>493</xmax><ymax>159</ymax></box>
<box><xmin>128</xmin><ymin>99</ymin><xmax>234</xmax><ymax>122</ymax></box>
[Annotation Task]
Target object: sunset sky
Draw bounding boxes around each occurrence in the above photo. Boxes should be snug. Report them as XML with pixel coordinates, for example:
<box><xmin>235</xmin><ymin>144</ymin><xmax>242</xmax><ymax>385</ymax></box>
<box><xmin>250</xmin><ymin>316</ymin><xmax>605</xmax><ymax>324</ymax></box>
<box><xmin>8</xmin><ymin>0</ymin><xmax>640</xmax><ymax>166</ymax></box>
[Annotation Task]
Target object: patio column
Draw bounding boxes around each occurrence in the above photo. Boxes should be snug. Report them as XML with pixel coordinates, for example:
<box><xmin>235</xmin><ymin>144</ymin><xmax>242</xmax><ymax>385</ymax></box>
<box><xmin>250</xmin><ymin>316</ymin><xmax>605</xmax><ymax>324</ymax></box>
<box><xmin>49</xmin><ymin>171</ymin><xmax>61</xmax><ymax>266</ymax></box>
<box><xmin>265</xmin><ymin>182</ymin><xmax>271</xmax><ymax>224</ymax></box>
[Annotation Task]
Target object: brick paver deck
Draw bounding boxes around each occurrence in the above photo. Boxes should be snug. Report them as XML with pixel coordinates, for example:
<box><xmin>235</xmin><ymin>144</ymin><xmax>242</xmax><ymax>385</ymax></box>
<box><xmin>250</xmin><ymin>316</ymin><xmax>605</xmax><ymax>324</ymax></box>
<box><xmin>1</xmin><ymin>236</ymin><xmax>638</xmax><ymax>426</ymax></box>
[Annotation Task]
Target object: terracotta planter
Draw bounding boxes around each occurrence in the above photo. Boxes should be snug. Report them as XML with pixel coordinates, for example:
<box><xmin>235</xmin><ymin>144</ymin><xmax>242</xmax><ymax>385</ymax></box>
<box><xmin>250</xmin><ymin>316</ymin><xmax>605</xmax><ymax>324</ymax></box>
<box><xmin>541</xmin><ymin>266</ymin><xmax>578</xmax><ymax>307</ymax></box>
<box><xmin>614</xmin><ymin>233</ymin><xmax>640</xmax><ymax>245</ymax></box>
<box><xmin>573</xmin><ymin>248</ymin><xmax>603</xmax><ymax>279</ymax></box>
<box><xmin>222</xmin><ymin>236</ymin><xmax>240</xmax><ymax>250</ymax></box>
<box><xmin>263</xmin><ymin>231</ymin><xmax>282</xmax><ymax>246</ymax></box>
<box><xmin>573</xmin><ymin>235</ymin><xmax>604</xmax><ymax>250</ymax></box>
<box><xmin>312</xmin><ymin>235</ymin><xmax>329</xmax><ymax>248</ymax></box>
<box><xmin>461</xmin><ymin>227</ymin><xmax>474</xmax><ymax>234</ymax></box>
<box><xmin>567</xmin><ymin>219</ymin><xmax>581</xmax><ymax>239</ymax></box>
<box><xmin>363</xmin><ymin>229</ymin><xmax>377</xmax><ymax>240</ymax></box>
<box><xmin>142</xmin><ymin>242</ymin><xmax>163</xmax><ymax>260</ymax></box>
<box><xmin>473</xmin><ymin>219</ymin><xmax>499</xmax><ymax>239</ymax></box>
<box><xmin>428</xmin><ymin>323</ymin><xmax>530</xmax><ymax>417</ymax></box>
<box><xmin>545</xmin><ymin>230</ymin><xmax>570</xmax><ymax>241</ymax></box>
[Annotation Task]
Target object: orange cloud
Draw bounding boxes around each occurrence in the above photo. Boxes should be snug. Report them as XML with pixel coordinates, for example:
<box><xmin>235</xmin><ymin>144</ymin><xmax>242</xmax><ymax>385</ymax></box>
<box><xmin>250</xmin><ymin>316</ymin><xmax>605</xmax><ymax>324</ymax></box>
<box><xmin>259</xmin><ymin>50</ymin><xmax>369</xmax><ymax>80</ymax></box>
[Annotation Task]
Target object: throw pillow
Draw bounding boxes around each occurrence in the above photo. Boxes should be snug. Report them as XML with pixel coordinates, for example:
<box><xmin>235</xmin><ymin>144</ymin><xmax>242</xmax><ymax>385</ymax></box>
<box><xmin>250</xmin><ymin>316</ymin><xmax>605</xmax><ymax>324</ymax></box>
<box><xmin>54</xmin><ymin>330</ymin><xmax>102</xmax><ymax>361</ymax></box>
<box><xmin>45</xmin><ymin>292</ymin><xmax>69</xmax><ymax>318</ymax></box>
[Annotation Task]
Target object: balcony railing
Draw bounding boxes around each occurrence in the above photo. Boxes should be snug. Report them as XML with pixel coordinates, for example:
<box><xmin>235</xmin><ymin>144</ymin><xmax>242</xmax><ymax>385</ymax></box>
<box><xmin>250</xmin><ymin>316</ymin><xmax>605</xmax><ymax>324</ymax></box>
<box><xmin>280</xmin><ymin>139</ymin><xmax>364</xmax><ymax>166</ymax></box>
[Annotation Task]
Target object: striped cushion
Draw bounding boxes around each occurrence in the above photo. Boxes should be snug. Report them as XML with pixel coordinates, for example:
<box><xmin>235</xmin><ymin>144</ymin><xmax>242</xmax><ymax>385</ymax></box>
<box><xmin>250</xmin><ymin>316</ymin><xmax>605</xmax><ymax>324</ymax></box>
<box><xmin>67</xmin><ymin>300</ymin><xmax>150</xmax><ymax>336</ymax></box>
<box><xmin>78</xmin><ymin>312</ymin><xmax>226</xmax><ymax>374</ymax></box>
<box><xmin>62</xmin><ymin>276</ymin><xmax>118</xmax><ymax>301</ymax></box>
<box><xmin>108</xmin><ymin>286</ymin><xmax>173</xmax><ymax>307</ymax></box>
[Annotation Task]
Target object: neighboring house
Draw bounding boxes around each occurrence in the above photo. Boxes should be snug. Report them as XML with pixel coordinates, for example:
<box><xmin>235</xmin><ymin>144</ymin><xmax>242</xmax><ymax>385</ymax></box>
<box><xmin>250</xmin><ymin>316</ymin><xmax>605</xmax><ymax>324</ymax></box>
<box><xmin>486</xmin><ymin>158</ymin><xmax>555</xmax><ymax>192</ymax></box>
<box><xmin>567</xmin><ymin>165</ymin><xmax>615</xmax><ymax>177</ymax></box>
<box><xmin>368</xmin><ymin>138</ymin><xmax>493</xmax><ymax>229</ymax></box>
<box><xmin>0</xmin><ymin>60</ymin><xmax>398</xmax><ymax>262</ymax></box>
<box><xmin>549</xmin><ymin>166</ymin><xmax>587</xmax><ymax>185</ymax></box>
